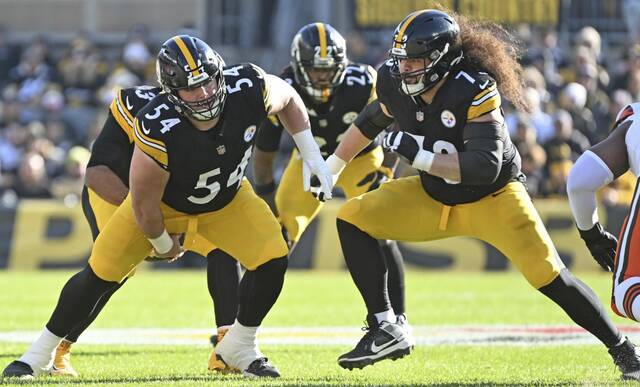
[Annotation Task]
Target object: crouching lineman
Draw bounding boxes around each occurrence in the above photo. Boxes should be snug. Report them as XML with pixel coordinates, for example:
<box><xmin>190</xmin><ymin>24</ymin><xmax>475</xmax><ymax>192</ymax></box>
<box><xmin>253</xmin><ymin>23</ymin><xmax>411</xmax><ymax>335</ymax></box>
<box><xmin>568</xmin><ymin>102</ymin><xmax>640</xmax><ymax>377</ymax></box>
<box><xmin>3</xmin><ymin>34</ymin><xmax>333</xmax><ymax>379</ymax></box>
<box><xmin>45</xmin><ymin>84</ymin><xmax>241</xmax><ymax>377</ymax></box>
<box><xmin>320</xmin><ymin>9</ymin><xmax>640</xmax><ymax>380</ymax></box>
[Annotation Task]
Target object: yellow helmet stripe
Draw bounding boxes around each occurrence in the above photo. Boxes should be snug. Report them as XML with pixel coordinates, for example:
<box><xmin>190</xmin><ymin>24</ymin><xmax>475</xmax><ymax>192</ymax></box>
<box><xmin>173</xmin><ymin>36</ymin><xmax>201</xmax><ymax>76</ymax></box>
<box><xmin>394</xmin><ymin>10</ymin><xmax>428</xmax><ymax>49</ymax></box>
<box><xmin>316</xmin><ymin>22</ymin><xmax>327</xmax><ymax>58</ymax></box>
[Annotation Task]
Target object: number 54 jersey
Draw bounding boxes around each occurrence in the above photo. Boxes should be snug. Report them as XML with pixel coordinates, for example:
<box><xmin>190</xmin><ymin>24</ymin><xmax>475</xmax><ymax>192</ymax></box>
<box><xmin>133</xmin><ymin>63</ymin><xmax>269</xmax><ymax>214</ymax></box>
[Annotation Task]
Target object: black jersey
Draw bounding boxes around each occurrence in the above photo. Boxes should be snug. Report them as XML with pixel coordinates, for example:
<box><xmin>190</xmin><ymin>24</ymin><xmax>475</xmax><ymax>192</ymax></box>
<box><xmin>377</xmin><ymin>61</ymin><xmax>521</xmax><ymax>205</ymax></box>
<box><xmin>256</xmin><ymin>63</ymin><xmax>378</xmax><ymax>157</ymax></box>
<box><xmin>133</xmin><ymin>63</ymin><xmax>269</xmax><ymax>214</ymax></box>
<box><xmin>87</xmin><ymin>86</ymin><xmax>161</xmax><ymax>187</ymax></box>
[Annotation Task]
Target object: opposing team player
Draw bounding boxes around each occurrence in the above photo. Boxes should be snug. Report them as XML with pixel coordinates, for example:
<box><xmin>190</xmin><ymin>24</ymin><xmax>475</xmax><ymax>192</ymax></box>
<box><xmin>253</xmin><ymin>23</ymin><xmax>410</xmax><ymax>334</ymax></box>
<box><xmin>3</xmin><ymin>34</ymin><xmax>333</xmax><ymax>379</ymax></box>
<box><xmin>320</xmin><ymin>9</ymin><xmax>640</xmax><ymax>379</ymax></box>
<box><xmin>45</xmin><ymin>85</ymin><xmax>241</xmax><ymax>377</ymax></box>
<box><xmin>568</xmin><ymin>104</ymin><xmax>640</xmax><ymax>330</ymax></box>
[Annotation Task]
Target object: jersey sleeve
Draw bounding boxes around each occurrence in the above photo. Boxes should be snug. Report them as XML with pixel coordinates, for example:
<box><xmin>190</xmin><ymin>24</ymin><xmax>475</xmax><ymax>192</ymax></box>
<box><xmin>133</xmin><ymin>115</ymin><xmax>169</xmax><ymax>169</ymax></box>
<box><xmin>375</xmin><ymin>62</ymin><xmax>394</xmax><ymax>111</ymax></box>
<box><xmin>256</xmin><ymin>115</ymin><xmax>284</xmax><ymax>152</ymax></box>
<box><xmin>248</xmin><ymin>63</ymin><xmax>271</xmax><ymax>115</ymax></box>
<box><xmin>109</xmin><ymin>88</ymin><xmax>135</xmax><ymax>142</ymax></box>
<box><xmin>366</xmin><ymin>65</ymin><xmax>378</xmax><ymax>103</ymax></box>
<box><xmin>466</xmin><ymin>80</ymin><xmax>501</xmax><ymax>120</ymax></box>
<box><xmin>87</xmin><ymin>111</ymin><xmax>132</xmax><ymax>169</ymax></box>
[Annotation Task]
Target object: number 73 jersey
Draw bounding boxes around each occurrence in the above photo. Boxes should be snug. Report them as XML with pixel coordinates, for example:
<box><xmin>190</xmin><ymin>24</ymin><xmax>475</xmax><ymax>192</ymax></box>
<box><xmin>133</xmin><ymin>63</ymin><xmax>269</xmax><ymax>214</ymax></box>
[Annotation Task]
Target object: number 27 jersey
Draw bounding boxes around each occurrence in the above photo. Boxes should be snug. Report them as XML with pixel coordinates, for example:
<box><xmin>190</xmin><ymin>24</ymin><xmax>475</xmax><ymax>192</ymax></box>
<box><xmin>133</xmin><ymin>63</ymin><xmax>269</xmax><ymax>214</ymax></box>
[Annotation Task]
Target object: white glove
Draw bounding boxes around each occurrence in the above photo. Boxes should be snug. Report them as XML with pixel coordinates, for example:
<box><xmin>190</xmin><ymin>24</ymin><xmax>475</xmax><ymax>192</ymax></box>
<box><xmin>309</xmin><ymin>154</ymin><xmax>346</xmax><ymax>201</ymax></box>
<box><xmin>293</xmin><ymin>130</ymin><xmax>335</xmax><ymax>200</ymax></box>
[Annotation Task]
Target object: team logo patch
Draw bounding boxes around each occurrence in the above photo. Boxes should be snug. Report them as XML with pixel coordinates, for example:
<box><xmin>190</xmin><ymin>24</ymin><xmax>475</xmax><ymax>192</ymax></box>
<box><xmin>244</xmin><ymin>125</ymin><xmax>257</xmax><ymax>142</ymax></box>
<box><xmin>342</xmin><ymin>111</ymin><xmax>358</xmax><ymax>124</ymax></box>
<box><xmin>441</xmin><ymin>110</ymin><xmax>456</xmax><ymax>128</ymax></box>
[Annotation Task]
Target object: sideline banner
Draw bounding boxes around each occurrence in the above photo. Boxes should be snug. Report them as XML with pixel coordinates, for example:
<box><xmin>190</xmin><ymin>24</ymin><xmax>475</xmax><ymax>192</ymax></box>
<box><xmin>0</xmin><ymin>197</ymin><xmax>625</xmax><ymax>271</ymax></box>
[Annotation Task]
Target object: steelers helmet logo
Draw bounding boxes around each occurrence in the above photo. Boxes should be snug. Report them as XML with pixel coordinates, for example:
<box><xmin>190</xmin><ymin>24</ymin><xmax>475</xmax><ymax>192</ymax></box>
<box><xmin>342</xmin><ymin>111</ymin><xmax>358</xmax><ymax>124</ymax></box>
<box><xmin>440</xmin><ymin>110</ymin><xmax>456</xmax><ymax>128</ymax></box>
<box><xmin>244</xmin><ymin>125</ymin><xmax>257</xmax><ymax>142</ymax></box>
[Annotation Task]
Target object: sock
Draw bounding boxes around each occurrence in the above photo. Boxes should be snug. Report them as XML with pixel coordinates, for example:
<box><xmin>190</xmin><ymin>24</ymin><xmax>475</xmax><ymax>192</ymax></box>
<box><xmin>217</xmin><ymin>320</ymin><xmax>263</xmax><ymax>371</ymax></box>
<box><xmin>45</xmin><ymin>265</ymin><xmax>118</xmax><ymax>338</ymax></box>
<box><xmin>207</xmin><ymin>249</ymin><xmax>241</xmax><ymax>328</ymax></box>
<box><xmin>237</xmin><ymin>256</ymin><xmax>287</xmax><ymax>327</ymax></box>
<box><xmin>539</xmin><ymin>269</ymin><xmax>622</xmax><ymax>348</ymax></box>
<box><xmin>380</xmin><ymin>240</ymin><xmax>406</xmax><ymax>315</ymax></box>
<box><xmin>374</xmin><ymin>309</ymin><xmax>396</xmax><ymax>324</ymax></box>
<box><xmin>65</xmin><ymin>278</ymin><xmax>127</xmax><ymax>342</ymax></box>
<box><xmin>19</xmin><ymin>327</ymin><xmax>62</xmax><ymax>375</ymax></box>
<box><xmin>337</xmin><ymin>219</ymin><xmax>391</xmax><ymax>314</ymax></box>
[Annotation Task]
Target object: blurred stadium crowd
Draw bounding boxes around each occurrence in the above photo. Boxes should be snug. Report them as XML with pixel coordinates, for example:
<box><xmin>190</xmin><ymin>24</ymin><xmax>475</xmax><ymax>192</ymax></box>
<box><xmin>0</xmin><ymin>19</ymin><xmax>638</xmax><ymax>206</ymax></box>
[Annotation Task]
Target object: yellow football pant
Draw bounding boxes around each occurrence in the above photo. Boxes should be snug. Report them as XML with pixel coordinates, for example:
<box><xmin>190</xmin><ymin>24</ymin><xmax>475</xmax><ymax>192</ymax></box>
<box><xmin>337</xmin><ymin>177</ymin><xmax>565</xmax><ymax>289</ymax></box>
<box><xmin>89</xmin><ymin>180</ymin><xmax>288</xmax><ymax>282</ymax></box>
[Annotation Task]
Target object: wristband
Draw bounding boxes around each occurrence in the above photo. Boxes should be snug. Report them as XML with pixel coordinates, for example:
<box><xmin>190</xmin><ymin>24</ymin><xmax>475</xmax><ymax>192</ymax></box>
<box><xmin>148</xmin><ymin>229</ymin><xmax>172</xmax><ymax>254</ymax></box>
<box><xmin>326</xmin><ymin>154</ymin><xmax>347</xmax><ymax>176</ymax></box>
<box><xmin>412</xmin><ymin>149</ymin><xmax>435</xmax><ymax>172</ymax></box>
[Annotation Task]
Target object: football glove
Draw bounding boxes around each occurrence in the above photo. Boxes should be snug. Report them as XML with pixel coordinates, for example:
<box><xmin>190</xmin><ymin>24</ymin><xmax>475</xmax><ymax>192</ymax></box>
<box><xmin>578</xmin><ymin>222</ymin><xmax>617</xmax><ymax>272</ymax></box>
<box><xmin>382</xmin><ymin>131</ymin><xmax>434</xmax><ymax>172</ymax></box>
<box><xmin>356</xmin><ymin>167</ymin><xmax>394</xmax><ymax>192</ymax></box>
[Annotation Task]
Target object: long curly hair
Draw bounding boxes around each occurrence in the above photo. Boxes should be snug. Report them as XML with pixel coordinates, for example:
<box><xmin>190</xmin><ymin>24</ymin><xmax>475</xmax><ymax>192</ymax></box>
<box><xmin>443</xmin><ymin>8</ymin><xmax>530</xmax><ymax>112</ymax></box>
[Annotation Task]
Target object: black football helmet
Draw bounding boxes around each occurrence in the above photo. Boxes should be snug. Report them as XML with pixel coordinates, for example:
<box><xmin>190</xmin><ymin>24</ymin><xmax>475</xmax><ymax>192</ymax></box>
<box><xmin>290</xmin><ymin>23</ymin><xmax>347</xmax><ymax>103</ymax></box>
<box><xmin>156</xmin><ymin>35</ymin><xmax>226</xmax><ymax>121</ymax></box>
<box><xmin>389</xmin><ymin>10</ymin><xmax>463</xmax><ymax>96</ymax></box>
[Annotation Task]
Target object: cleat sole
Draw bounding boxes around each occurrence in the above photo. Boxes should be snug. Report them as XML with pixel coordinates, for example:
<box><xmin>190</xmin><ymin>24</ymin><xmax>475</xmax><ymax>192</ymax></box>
<box><xmin>338</xmin><ymin>346</ymin><xmax>412</xmax><ymax>370</ymax></box>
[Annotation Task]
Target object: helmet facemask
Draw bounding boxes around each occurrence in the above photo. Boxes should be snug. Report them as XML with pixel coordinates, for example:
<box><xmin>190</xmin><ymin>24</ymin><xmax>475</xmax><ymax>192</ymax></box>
<box><xmin>389</xmin><ymin>43</ymin><xmax>463</xmax><ymax>96</ymax></box>
<box><xmin>294</xmin><ymin>49</ymin><xmax>346</xmax><ymax>103</ymax></box>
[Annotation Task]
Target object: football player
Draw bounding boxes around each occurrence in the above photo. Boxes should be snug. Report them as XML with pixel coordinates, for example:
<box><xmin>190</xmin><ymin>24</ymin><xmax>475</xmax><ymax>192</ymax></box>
<box><xmin>3</xmin><ymin>35</ymin><xmax>333</xmax><ymax>379</ymax></box>
<box><xmin>253</xmin><ymin>22</ymin><xmax>411</xmax><ymax>337</ymax></box>
<box><xmin>568</xmin><ymin>105</ymin><xmax>640</xmax><ymax>328</ymax></box>
<box><xmin>319</xmin><ymin>9</ymin><xmax>640</xmax><ymax>379</ymax></box>
<box><xmin>45</xmin><ymin>85</ymin><xmax>241</xmax><ymax>377</ymax></box>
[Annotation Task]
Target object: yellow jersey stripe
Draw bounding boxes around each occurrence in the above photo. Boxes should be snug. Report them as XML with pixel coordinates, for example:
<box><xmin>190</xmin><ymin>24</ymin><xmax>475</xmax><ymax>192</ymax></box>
<box><xmin>472</xmin><ymin>83</ymin><xmax>497</xmax><ymax>102</ymax></box>
<box><xmin>267</xmin><ymin>115</ymin><xmax>280</xmax><ymax>126</ymax></box>
<box><xmin>316</xmin><ymin>23</ymin><xmax>327</xmax><ymax>58</ymax></box>
<box><xmin>110</xmin><ymin>96</ymin><xmax>134</xmax><ymax>142</ymax></box>
<box><xmin>133</xmin><ymin>118</ymin><xmax>168</xmax><ymax>149</ymax></box>
<box><xmin>394</xmin><ymin>10</ymin><xmax>428</xmax><ymax>49</ymax></box>
<box><xmin>133</xmin><ymin>119</ymin><xmax>168</xmax><ymax>168</ymax></box>
<box><xmin>173</xmin><ymin>36</ymin><xmax>201</xmax><ymax>76</ymax></box>
<box><xmin>467</xmin><ymin>93</ymin><xmax>501</xmax><ymax>120</ymax></box>
<box><xmin>471</xmin><ymin>89</ymin><xmax>498</xmax><ymax>106</ymax></box>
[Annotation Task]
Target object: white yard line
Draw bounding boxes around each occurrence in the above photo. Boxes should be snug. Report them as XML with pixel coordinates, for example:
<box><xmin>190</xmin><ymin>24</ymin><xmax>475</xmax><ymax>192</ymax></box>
<box><xmin>2</xmin><ymin>325</ymin><xmax>640</xmax><ymax>346</ymax></box>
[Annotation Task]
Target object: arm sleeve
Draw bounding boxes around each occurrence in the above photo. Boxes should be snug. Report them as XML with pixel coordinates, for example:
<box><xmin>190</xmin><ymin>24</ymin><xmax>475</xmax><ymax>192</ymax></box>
<box><xmin>353</xmin><ymin>99</ymin><xmax>395</xmax><ymax>140</ymax></box>
<box><xmin>458</xmin><ymin>121</ymin><xmax>504</xmax><ymax>185</ymax></box>
<box><xmin>87</xmin><ymin>112</ymin><xmax>132</xmax><ymax>169</ymax></box>
<box><xmin>256</xmin><ymin>115</ymin><xmax>284</xmax><ymax>152</ymax></box>
<box><xmin>567</xmin><ymin>150</ymin><xmax>614</xmax><ymax>230</ymax></box>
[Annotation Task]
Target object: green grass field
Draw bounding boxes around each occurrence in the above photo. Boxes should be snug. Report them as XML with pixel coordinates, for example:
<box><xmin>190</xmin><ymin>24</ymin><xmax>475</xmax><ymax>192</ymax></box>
<box><xmin>0</xmin><ymin>269</ymin><xmax>636</xmax><ymax>385</ymax></box>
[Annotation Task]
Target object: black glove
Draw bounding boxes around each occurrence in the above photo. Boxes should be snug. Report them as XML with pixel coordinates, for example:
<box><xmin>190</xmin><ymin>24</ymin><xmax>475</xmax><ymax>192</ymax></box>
<box><xmin>309</xmin><ymin>175</ymin><xmax>331</xmax><ymax>202</ymax></box>
<box><xmin>578</xmin><ymin>222</ymin><xmax>617</xmax><ymax>272</ymax></box>
<box><xmin>382</xmin><ymin>131</ymin><xmax>421</xmax><ymax>165</ymax></box>
<box><xmin>357</xmin><ymin>167</ymin><xmax>393</xmax><ymax>192</ymax></box>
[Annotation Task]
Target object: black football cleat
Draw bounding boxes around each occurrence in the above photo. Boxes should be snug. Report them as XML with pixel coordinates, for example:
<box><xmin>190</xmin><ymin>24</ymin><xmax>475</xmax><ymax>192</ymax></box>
<box><xmin>609</xmin><ymin>338</ymin><xmax>640</xmax><ymax>381</ymax></box>
<box><xmin>338</xmin><ymin>320</ymin><xmax>412</xmax><ymax>370</ymax></box>
<box><xmin>243</xmin><ymin>357</ymin><xmax>280</xmax><ymax>378</ymax></box>
<box><xmin>2</xmin><ymin>360</ymin><xmax>35</xmax><ymax>379</ymax></box>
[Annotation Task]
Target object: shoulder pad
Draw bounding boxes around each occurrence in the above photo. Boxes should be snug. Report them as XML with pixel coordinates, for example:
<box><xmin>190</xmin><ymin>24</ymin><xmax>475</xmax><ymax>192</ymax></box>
<box><xmin>453</xmin><ymin>70</ymin><xmax>500</xmax><ymax>120</ymax></box>
<box><xmin>133</xmin><ymin>95</ymin><xmax>180</xmax><ymax>169</ymax></box>
<box><xmin>614</xmin><ymin>103</ymin><xmax>640</xmax><ymax>128</ymax></box>
<box><xmin>110</xmin><ymin>86</ymin><xmax>161</xmax><ymax>133</ymax></box>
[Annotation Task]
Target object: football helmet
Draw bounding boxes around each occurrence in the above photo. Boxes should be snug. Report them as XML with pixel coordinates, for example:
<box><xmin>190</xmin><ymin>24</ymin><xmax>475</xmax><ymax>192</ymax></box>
<box><xmin>388</xmin><ymin>10</ymin><xmax>463</xmax><ymax>96</ymax></box>
<box><xmin>156</xmin><ymin>35</ymin><xmax>226</xmax><ymax>121</ymax></box>
<box><xmin>290</xmin><ymin>23</ymin><xmax>347</xmax><ymax>103</ymax></box>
